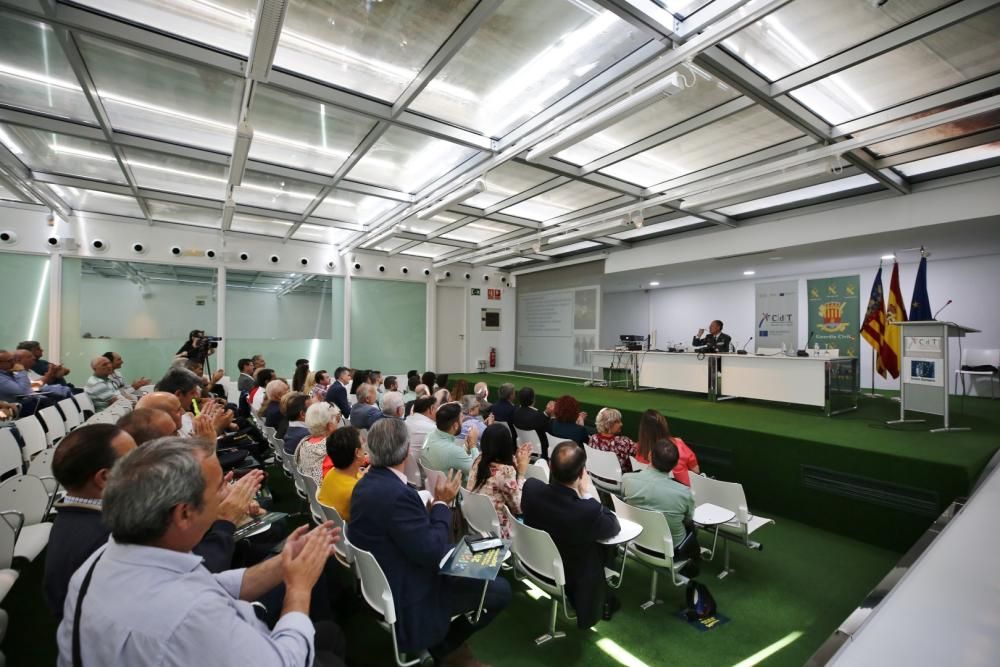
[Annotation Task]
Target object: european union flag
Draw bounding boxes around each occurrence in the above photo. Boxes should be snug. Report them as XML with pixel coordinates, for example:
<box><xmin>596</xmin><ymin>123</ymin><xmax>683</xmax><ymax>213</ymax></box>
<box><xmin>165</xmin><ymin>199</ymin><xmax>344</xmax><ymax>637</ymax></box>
<box><xmin>910</xmin><ymin>256</ymin><xmax>933</xmax><ymax>320</ymax></box>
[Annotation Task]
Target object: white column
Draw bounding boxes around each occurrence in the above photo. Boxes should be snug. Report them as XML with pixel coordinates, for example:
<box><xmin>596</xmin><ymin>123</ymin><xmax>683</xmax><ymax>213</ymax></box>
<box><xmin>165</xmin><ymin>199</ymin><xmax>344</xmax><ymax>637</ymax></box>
<box><xmin>343</xmin><ymin>271</ymin><xmax>352</xmax><ymax>366</ymax></box>
<box><xmin>425</xmin><ymin>279</ymin><xmax>436</xmax><ymax>371</ymax></box>
<box><xmin>216</xmin><ymin>264</ymin><xmax>227</xmax><ymax>373</ymax></box>
<box><xmin>47</xmin><ymin>251</ymin><xmax>62</xmax><ymax>361</ymax></box>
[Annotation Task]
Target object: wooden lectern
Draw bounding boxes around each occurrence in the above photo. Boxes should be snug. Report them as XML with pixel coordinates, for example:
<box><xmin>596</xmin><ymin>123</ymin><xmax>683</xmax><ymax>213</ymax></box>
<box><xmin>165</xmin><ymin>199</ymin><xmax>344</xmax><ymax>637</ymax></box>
<box><xmin>888</xmin><ymin>321</ymin><xmax>980</xmax><ymax>432</ymax></box>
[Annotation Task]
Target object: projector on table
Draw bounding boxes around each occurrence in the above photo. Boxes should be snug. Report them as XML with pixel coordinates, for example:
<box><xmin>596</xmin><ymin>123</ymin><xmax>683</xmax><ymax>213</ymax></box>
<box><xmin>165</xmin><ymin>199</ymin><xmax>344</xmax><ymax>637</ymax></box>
<box><xmin>619</xmin><ymin>334</ymin><xmax>646</xmax><ymax>351</ymax></box>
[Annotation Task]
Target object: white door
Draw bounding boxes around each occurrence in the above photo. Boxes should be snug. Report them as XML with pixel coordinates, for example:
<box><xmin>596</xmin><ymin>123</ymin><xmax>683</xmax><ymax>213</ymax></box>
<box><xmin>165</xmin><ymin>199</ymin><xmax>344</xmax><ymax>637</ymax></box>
<box><xmin>435</xmin><ymin>286</ymin><xmax>467</xmax><ymax>373</ymax></box>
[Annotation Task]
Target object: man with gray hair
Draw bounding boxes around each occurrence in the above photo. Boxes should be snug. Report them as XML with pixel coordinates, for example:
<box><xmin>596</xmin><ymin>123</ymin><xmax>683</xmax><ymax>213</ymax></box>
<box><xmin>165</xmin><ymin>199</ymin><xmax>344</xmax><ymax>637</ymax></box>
<box><xmin>58</xmin><ymin>437</ymin><xmax>345</xmax><ymax>667</ymax></box>
<box><xmin>487</xmin><ymin>383</ymin><xmax>516</xmax><ymax>435</ymax></box>
<box><xmin>378</xmin><ymin>390</ymin><xmax>405</xmax><ymax>420</ymax></box>
<box><xmin>348</xmin><ymin>382</ymin><xmax>381</xmax><ymax>430</ymax></box>
<box><xmin>350</xmin><ymin>419</ymin><xmax>511</xmax><ymax>667</ymax></box>
<box><xmin>84</xmin><ymin>355</ymin><xmax>124</xmax><ymax>411</ymax></box>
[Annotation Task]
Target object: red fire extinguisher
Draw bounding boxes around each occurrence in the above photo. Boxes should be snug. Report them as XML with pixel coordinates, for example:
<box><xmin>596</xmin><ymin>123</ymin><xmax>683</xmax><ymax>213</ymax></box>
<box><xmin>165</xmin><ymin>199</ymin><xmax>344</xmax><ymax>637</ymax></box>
<box><xmin>489</xmin><ymin>347</ymin><xmax>496</xmax><ymax>368</ymax></box>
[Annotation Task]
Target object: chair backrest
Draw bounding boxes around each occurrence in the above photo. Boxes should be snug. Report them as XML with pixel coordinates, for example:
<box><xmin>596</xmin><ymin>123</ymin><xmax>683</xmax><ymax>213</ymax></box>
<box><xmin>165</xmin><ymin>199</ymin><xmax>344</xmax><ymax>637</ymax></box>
<box><xmin>27</xmin><ymin>448</ymin><xmax>55</xmax><ymax>479</ymax></box>
<box><xmin>290</xmin><ymin>460</ymin><xmax>308</xmax><ymax>497</ymax></box>
<box><xmin>545</xmin><ymin>432</ymin><xmax>565</xmax><ymax>452</ymax></box>
<box><xmin>352</xmin><ymin>545</ymin><xmax>397</xmax><ymax>624</ymax></box>
<box><xmin>963</xmin><ymin>348</ymin><xmax>1000</xmax><ymax>368</ymax></box>
<box><xmin>0</xmin><ymin>510</ymin><xmax>23</xmax><ymax>570</ymax></box>
<box><xmin>0</xmin><ymin>474</ymin><xmax>50</xmax><ymax>524</ymax></box>
<box><xmin>610</xmin><ymin>495</ymin><xmax>674</xmax><ymax>563</ymax></box>
<box><xmin>584</xmin><ymin>444</ymin><xmax>623</xmax><ymax>485</ymax></box>
<box><xmin>524</xmin><ymin>460</ymin><xmax>549</xmax><ymax>483</ymax></box>
<box><xmin>402</xmin><ymin>453</ymin><xmax>423</xmax><ymax>488</ymax></box>
<box><xmin>14</xmin><ymin>417</ymin><xmax>47</xmax><ymax>462</ymax></box>
<box><xmin>629</xmin><ymin>456</ymin><xmax>649</xmax><ymax>472</ymax></box>
<box><xmin>419</xmin><ymin>462</ymin><xmax>445</xmax><ymax>493</ymax></box>
<box><xmin>57</xmin><ymin>398</ymin><xmax>82</xmax><ymax>430</ymax></box>
<box><xmin>38</xmin><ymin>406</ymin><xmax>67</xmax><ymax>445</ymax></box>
<box><xmin>689</xmin><ymin>474</ymin><xmax>750</xmax><ymax>522</ymax></box>
<box><xmin>302</xmin><ymin>476</ymin><xmax>324</xmax><ymax>524</ymax></box>
<box><xmin>0</xmin><ymin>430</ymin><xmax>23</xmax><ymax>479</ymax></box>
<box><xmin>318</xmin><ymin>499</ymin><xmax>353</xmax><ymax>562</ymax></box>
<box><xmin>514</xmin><ymin>428</ymin><xmax>542</xmax><ymax>456</ymax></box>
<box><xmin>74</xmin><ymin>393</ymin><xmax>95</xmax><ymax>414</ymax></box>
<box><xmin>261</xmin><ymin>426</ymin><xmax>277</xmax><ymax>439</ymax></box>
<box><xmin>458</xmin><ymin>487</ymin><xmax>501</xmax><ymax>537</ymax></box>
<box><xmin>504</xmin><ymin>506</ymin><xmax>566</xmax><ymax>587</ymax></box>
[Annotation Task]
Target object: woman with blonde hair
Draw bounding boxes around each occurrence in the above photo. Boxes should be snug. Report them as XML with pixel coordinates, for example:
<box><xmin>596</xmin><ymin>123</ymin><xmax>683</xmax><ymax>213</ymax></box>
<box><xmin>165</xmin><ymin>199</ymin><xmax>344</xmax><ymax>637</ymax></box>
<box><xmin>260</xmin><ymin>379</ymin><xmax>289</xmax><ymax>427</ymax></box>
<box><xmin>588</xmin><ymin>407</ymin><xmax>638</xmax><ymax>473</ymax></box>
<box><xmin>294</xmin><ymin>401</ymin><xmax>341</xmax><ymax>486</ymax></box>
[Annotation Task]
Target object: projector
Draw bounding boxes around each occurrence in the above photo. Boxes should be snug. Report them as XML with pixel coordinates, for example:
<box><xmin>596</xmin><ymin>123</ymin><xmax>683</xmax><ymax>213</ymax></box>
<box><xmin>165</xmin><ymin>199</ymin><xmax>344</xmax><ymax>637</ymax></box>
<box><xmin>619</xmin><ymin>334</ymin><xmax>646</xmax><ymax>351</ymax></box>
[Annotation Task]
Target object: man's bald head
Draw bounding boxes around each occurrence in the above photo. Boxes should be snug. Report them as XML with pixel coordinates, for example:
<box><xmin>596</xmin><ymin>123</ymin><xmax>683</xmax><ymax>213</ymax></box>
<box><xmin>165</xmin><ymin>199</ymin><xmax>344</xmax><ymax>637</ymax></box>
<box><xmin>136</xmin><ymin>392</ymin><xmax>184</xmax><ymax>431</ymax></box>
<box><xmin>117</xmin><ymin>408</ymin><xmax>178</xmax><ymax>445</ymax></box>
<box><xmin>13</xmin><ymin>349</ymin><xmax>34</xmax><ymax>368</ymax></box>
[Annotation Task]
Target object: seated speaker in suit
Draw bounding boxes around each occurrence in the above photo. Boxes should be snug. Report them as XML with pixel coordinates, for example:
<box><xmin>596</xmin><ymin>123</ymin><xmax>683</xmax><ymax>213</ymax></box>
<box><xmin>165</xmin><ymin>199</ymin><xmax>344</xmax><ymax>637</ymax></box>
<box><xmin>349</xmin><ymin>418</ymin><xmax>511</xmax><ymax>666</ymax></box>
<box><xmin>521</xmin><ymin>442</ymin><xmax>621</xmax><ymax>628</ymax></box>
<box><xmin>692</xmin><ymin>319</ymin><xmax>732</xmax><ymax>352</ymax></box>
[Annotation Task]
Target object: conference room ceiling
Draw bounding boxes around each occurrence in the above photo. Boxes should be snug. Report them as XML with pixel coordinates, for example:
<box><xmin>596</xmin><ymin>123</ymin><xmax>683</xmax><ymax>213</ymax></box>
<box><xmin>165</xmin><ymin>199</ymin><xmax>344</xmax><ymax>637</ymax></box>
<box><xmin>1</xmin><ymin>0</ymin><xmax>999</xmax><ymax>270</ymax></box>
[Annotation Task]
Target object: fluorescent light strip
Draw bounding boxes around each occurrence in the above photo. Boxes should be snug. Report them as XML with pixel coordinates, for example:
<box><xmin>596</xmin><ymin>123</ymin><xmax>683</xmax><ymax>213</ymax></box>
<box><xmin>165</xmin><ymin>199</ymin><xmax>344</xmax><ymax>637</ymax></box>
<box><xmin>28</xmin><ymin>258</ymin><xmax>51</xmax><ymax>342</ymax></box>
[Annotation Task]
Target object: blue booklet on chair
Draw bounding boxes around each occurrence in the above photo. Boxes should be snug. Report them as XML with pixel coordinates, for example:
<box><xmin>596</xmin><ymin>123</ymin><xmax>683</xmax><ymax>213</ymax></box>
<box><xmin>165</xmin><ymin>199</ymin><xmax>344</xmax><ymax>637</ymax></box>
<box><xmin>440</xmin><ymin>539</ymin><xmax>508</xmax><ymax>581</ymax></box>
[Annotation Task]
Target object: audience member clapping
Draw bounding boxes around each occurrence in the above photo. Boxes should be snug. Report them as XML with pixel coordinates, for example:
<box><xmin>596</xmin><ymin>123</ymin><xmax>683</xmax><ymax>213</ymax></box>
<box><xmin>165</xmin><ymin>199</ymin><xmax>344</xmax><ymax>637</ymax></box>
<box><xmin>468</xmin><ymin>423</ymin><xmax>532</xmax><ymax>539</ymax></box>
<box><xmin>549</xmin><ymin>394</ymin><xmax>589</xmax><ymax>445</ymax></box>
<box><xmin>348</xmin><ymin>383</ymin><xmax>381</xmax><ymax>430</ymax></box>
<box><xmin>421</xmin><ymin>402</ymin><xmax>479</xmax><ymax>485</ymax></box>
<box><xmin>282</xmin><ymin>393</ymin><xmax>310</xmax><ymax>455</ymax></box>
<box><xmin>588</xmin><ymin>407</ymin><xmax>638</xmax><ymax>473</ymax></box>
<box><xmin>317</xmin><ymin>426</ymin><xmax>367</xmax><ymax>520</ymax></box>
<box><xmin>261</xmin><ymin>379</ymin><xmax>290</xmax><ymax>428</ymax></box>
<box><xmin>296</xmin><ymin>401</ymin><xmax>341</xmax><ymax>486</ymax></box>
<box><xmin>635</xmin><ymin>409</ymin><xmax>700</xmax><ymax>486</ymax></box>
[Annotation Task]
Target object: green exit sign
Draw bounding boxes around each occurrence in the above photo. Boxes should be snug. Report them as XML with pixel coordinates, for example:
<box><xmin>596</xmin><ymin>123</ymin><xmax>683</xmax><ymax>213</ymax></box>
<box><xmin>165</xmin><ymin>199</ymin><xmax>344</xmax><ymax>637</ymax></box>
<box><xmin>471</xmin><ymin>288</ymin><xmax>481</xmax><ymax>295</ymax></box>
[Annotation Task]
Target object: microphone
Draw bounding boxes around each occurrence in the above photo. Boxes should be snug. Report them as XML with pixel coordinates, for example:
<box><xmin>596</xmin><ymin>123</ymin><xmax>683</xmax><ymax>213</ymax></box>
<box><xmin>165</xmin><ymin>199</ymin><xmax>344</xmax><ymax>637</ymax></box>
<box><xmin>798</xmin><ymin>331</ymin><xmax>814</xmax><ymax>357</ymax></box>
<box><xmin>933</xmin><ymin>299</ymin><xmax>952</xmax><ymax>320</ymax></box>
<box><xmin>738</xmin><ymin>336</ymin><xmax>753</xmax><ymax>354</ymax></box>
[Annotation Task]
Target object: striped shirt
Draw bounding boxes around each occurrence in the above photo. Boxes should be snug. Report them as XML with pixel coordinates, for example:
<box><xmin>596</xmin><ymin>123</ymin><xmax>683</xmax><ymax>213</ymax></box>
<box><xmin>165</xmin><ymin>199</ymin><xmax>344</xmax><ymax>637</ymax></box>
<box><xmin>84</xmin><ymin>375</ymin><xmax>119</xmax><ymax>411</ymax></box>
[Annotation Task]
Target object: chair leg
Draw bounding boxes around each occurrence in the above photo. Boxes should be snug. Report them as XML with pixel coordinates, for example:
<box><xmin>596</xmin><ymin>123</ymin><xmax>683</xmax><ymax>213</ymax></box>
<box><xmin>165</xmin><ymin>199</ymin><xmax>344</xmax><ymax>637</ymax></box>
<box><xmin>640</xmin><ymin>570</ymin><xmax>663</xmax><ymax>610</ymax></box>
<box><xmin>718</xmin><ymin>540</ymin><xmax>733</xmax><ymax>580</ymax></box>
<box><xmin>534</xmin><ymin>598</ymin><xmax>566</xmax><ymax>645</ymax></box>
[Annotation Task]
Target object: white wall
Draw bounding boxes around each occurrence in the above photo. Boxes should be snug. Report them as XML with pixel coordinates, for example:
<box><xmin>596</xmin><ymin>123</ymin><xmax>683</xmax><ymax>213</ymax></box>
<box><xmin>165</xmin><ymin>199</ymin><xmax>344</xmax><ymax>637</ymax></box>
<box><xmin>79</xmin><ymin>273</ymin><xmax>216</xmax><ymax>338</ymax></box>
<box><xmin>465</xmin><ymin>283</ymin><xmax>516</xmax><ymax>373</ymax></box>
<box><xmin>600</xmin><ymin>290</ymin><xmax>649</xmax><ymax>348</ymax></box>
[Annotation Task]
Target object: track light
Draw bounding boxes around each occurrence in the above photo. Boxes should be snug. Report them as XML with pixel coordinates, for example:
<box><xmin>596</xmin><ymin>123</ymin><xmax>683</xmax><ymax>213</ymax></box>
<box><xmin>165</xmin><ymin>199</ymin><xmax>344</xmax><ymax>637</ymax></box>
<box><xmin>417</xmin><ymin>180</ymin><xmax>486</xmax><ymax>219</ymax></box>
<box><xmin>228</xmin><ymin>124</ymin><xmax>253</xmax><ymax>186</ymax></box>
<box><xmin>247</xmin><ymin>0</ymin><xmax>289</xmax><ymax>82</ymax></box>
<box><xmin>527</xmin><ymin>72</ymin><xmax>684</xmax><ymax>162</ymax></box>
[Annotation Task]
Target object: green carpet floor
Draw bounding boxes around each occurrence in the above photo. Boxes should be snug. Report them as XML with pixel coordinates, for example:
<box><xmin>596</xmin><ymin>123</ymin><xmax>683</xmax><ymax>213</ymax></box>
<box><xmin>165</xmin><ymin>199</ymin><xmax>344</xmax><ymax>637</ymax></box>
<box><xmin>456</xmin><ymin>372</ymin><xmax>1000</xmax><ymax>552</ymax></box>
<box><xmin>3</xmin><ymin>464</ymin><xmax>899</xmax><ymax>666</ymax></box>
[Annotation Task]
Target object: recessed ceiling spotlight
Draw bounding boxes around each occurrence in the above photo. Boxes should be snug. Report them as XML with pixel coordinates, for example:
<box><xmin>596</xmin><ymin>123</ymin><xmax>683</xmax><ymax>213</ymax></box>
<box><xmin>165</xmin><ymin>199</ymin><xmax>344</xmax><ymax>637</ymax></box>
<box><xmin>649</xmin><ymin>281</ymin><xmax>660</xmax><ymax>286</ymax></box>
<box><xmin>743</xmin><ymin>270</ymin><xmax>756</xmax><ymax>276</ymax></box>
<box><xmin>881</xmin><ymin>254</ymin><xmax>895</xmax><ymax>260</ymax></box>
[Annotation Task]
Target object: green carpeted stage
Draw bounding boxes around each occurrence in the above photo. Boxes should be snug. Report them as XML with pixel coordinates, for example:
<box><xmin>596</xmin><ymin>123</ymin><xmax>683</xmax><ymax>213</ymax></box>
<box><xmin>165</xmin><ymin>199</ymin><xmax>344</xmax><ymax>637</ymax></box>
<box><xmin>457</xmin><ymin>371</ymin><xmax>1000</xmax><ymax>552</ymax></box>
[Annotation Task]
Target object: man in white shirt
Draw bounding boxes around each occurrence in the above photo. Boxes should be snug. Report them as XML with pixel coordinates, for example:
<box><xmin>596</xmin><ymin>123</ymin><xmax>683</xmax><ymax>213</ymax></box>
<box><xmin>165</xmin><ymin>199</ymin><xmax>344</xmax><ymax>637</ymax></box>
<box><xmin>405</xmin><ymin>396</ymin><xmax>437</xmax><ymax>457</ymax></box>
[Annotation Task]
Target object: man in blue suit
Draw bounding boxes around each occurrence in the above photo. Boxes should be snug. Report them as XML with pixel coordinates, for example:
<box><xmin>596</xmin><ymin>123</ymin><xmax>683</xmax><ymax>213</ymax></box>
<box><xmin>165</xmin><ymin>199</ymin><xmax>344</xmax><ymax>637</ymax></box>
<box><xmin>349</xmin><ymin>418</ymin><xmax>511</xmax><ymax>666</ymax></box>
<box><xmin>327</xmin><ymin>366</ymin><xmax>352</xmax><ymax>416</ymax></box>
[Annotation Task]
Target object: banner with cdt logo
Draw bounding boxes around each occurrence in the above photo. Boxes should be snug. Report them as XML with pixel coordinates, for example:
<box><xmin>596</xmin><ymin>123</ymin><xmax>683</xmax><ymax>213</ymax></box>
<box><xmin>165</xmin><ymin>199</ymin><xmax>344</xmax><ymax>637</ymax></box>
<box><xmin>807</xmin><ymin>275</ymin><xmax>860</xmax><ymax>357</ymax></box>
<box><xmin>754</xmin><ymin>280</ymin><xmax>798</xmax><ymax>353</ymax></box>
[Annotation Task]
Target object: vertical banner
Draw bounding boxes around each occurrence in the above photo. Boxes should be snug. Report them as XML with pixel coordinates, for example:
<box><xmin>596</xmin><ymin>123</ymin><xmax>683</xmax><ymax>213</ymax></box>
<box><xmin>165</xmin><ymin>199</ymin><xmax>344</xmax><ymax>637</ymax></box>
<box><xmin>807</xmin><ymin>275</ymin><xmax>860</xmax><ymax>356</ymax></box>
<box><xmin>754</xmin><ymin>280</ymin><xmax>798</xmax><ymax>352</ymax></box>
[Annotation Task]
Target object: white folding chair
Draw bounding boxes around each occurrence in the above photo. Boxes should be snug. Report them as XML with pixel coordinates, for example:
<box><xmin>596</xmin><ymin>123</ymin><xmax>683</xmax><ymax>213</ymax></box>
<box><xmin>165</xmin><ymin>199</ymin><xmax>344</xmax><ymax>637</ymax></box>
<box><xmin>27</xmin><ymin>449</ymin><xmax>61</xmax><ymax>502</ymax></box>
<box><xmin>290</xmin><ymin>460</ymin><xmax>309</xmax><ymax>501</ymax></box>
<box><xmin>317</xmin><ymin>500</ymin><xmax>354</xmax><ymax>569</ymax></box>
<box><xmin>0</xmin><ymin>511</ymin><xmax>21</xmax><ymax>604</ymax></box>
<box><xmin>954</xmin><ymin>348</ymin><xmax>999</xmax><ymax>398</ymax></box>
<box><xmin>261</xmin><ymin>426</ymin><xmax>277</xmax><ymax>440</ymax></box>
<box><xmin>351</xmin><ymin>544</ymin><xmax>423</xmax><ymax>667</ymax></box>
<box><xmin>689</xmin><ymin>473</ymin><xmax>774</xmax><ymax>578</ymax></box>
<box><xmin>458</xmin><ymin>487</ymin><xmax>501</xmax><ymax>537</ymax></box>
<box><xmin>57</xmin><ymin>398</ymin><xmax>82</xmax><ymax>431</ymax></box>
<box><xmin>0</xmin><ymin>431</ymin><xmax>23</xmax><ymax>480</ymax></box>
<box><xmin>515</xmin><ymin>427</ymin><xmax>543</xmax><ymax>457</ymax></box>
<box><xmin>38</xmin><ymin>406</ymin><xmax>67</xmax><ymax>446</ymax></box>
<box><xmin>74</xmin><ymin>393</ymin><xmax>96</xmax><ymax>416</ymax></box>
<box><xmin>302</xmin><ymin>476</ymin><xmax>325</xmax><ymax>526</ymax></box>
<box><xmin>629</xmin><ymin>456</ymin><xmax>650</xmax><ymax>472</ymax></box>
<box><xmin>504</xmin><ymin>507</ymin><xmax>575</xmax><ymax>644</ymax></box>
<box><xmin>583</xmin><ymin>445</ymin><xmax>623</xmax><ymax>495</ymax></box>
<box><xmin>418</xmin><ymin>462</ymin><xmax>445</xmax><ymax>495</ymax></box>
<box><xmin>0</xmin><ymin>474</ymin><xmax>53</xmax><ymax>562</ymax></box>
<box><xmin>13</xmin><ymin>417</ymin><xmax>47</xmax><ymax>463</ymax></box>
<box><xmin>545</xmin><ymin>432</ymin><xmax>567</xmax><ymax>454</ymax></box>
<box><xmin>524</xmin><ymin>460</ymin><xmax>549</xmax><ymax>484</ymax></box>
<box><xmin>402</xmin><ymin>454</ymin><xmax>423</xmax><ymax>488</ymax></box>
<box><xmin>610</xmin><ymin>496</ymin><xmax>690</xmax><ymax>610</ymax></box>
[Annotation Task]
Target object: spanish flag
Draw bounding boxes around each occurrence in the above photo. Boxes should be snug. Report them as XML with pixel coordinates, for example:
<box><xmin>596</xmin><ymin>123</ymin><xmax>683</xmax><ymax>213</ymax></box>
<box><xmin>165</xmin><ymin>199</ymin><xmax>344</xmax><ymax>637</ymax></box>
<box><xmin>861</xmin><ymin>267</ymin><xmax>887</xmax><ymax>378</ymax></box>
<box><xmin>882</xmin><ymin>261</ymin><xmax>908</xmax><ymax>379</ymax></box>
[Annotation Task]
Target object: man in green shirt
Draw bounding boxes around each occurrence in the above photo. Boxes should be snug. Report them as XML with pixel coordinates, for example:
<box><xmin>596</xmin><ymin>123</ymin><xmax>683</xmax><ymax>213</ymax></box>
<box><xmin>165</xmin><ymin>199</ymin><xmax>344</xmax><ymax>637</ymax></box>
<box><xmin>622</xmin><ymin>439</ymin><xmax>699</xmax><ymax>560</ymax></box>
<box><xmin>420</xmin><ymin>402</ymin><xmax>479</xmax><ymax>485</ymax></box>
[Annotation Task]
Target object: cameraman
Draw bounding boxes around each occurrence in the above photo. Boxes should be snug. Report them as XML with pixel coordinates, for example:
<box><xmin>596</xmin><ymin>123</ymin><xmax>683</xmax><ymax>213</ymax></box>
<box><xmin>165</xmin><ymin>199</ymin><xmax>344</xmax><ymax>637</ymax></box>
<box><xmin>177</xmin><ymin>329</ymin><xmax>216</xmax><ymax>365</ymax></box>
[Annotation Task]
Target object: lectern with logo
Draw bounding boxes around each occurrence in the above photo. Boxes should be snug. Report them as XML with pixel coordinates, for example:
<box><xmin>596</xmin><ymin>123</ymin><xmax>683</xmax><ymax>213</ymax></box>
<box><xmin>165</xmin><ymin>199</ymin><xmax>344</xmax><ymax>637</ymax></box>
<box><xmin>888</xmin><ymin>321</ymin><xmax>980</xmax><ymax>432</ymax></box>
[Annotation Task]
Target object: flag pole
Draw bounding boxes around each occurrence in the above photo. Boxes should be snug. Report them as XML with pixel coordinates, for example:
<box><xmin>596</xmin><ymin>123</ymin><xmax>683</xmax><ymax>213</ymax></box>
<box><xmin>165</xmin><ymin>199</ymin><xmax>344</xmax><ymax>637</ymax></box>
<box><xmin>868</xmin><ymin>347</ymin><xmax>881</xmax><ymax>398</ymax></box>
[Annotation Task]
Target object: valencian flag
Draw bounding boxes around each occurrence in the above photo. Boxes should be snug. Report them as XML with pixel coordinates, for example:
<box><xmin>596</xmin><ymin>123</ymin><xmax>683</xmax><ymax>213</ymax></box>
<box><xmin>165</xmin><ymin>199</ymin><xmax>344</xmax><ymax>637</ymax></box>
<box><xmin>861</xmin><ymin>267</ymin><xmax>888</xmax><ymax>378</ymax></box>
<box><xmin>910</xmin><ymin>255</ymin><xmax>933</xmax><ymax>320</ymax></box>
<box><xmin>882</xmin><ymin>261</ymin><xmax>908</xmax><ymax>378</ymax></box>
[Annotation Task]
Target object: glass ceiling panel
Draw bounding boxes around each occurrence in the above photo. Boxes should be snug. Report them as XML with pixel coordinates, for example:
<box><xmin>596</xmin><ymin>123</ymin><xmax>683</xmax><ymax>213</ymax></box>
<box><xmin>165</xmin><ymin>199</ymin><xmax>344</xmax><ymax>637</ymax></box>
<box><xmin>311</xmin><ymin>189</ymin><xmax>399</xmax><ymax>226</ymax></box>
<box><xmin>346</xmin><ymin>126</ymin><xmax>479</xmax><ymax>193</ymax></box>
<box><xmin>408</xmin><ymin>0</ymin><xmax>647</xmax><ymax>137</ymax></box>
<box><xmin>791</xmin><ymin>8</ymin><xmax>1000</xmax><ymax>125</ymax></box>
<box><xmin>0</xmin><ymin>180</ymin><xmax>25</xmax><ymax>202</ymax></box>
<box><xmin>365</xmin><ymin>237</ymin><xmax>410</xmax><ymax>253</ymax></box>
<box><xmin>542</xmin><ymin>240</ymin><xmax>601</xmax><ymax>256</ymax></box>
<box><xmin>610</xmin><ymin>215</ymin><xmax>703</xmax><ymax>240</ymax></box>
<box><xmin>399</xmin><ymin>242</ymin><xmax>458</xmax><ymax>258</ymax></box>
<box><xmin>555</xmin><ymin>66</ymin><xmax>740</xmax><ymax>165</ymax></box>
<box><xmin>666</xmin><ymin>1</ymin><xmax>714</xmax><ymax>19</ymax></box>
<box><xmin>0</xmin><ymin>124</ymin><xmax>126</xmax><ymax>183</ymax></box>
<box><xmin>716</xmin><ymin>174</ymin><xmax>879</xmax><ymax>216</ymax></box>
<box><xmin>234</xmin><ymin>171</ymin><xmax>321</xmax><ymax>214</ymax></box>
<box><xmin>600</xmin><ymin>106</ymin><xmax>802</xmax><ymax>188</ymax></box>
<box><xmin>249</xmin><ymin>85</ymin><xmax>376</xmax><ymax>175</ymax></box>
<box><xmin>0</xmin><ymin>13</ymin><xmax>97</xmax><ymax>124</ymax></box>
<box><xmin>440</xmin><ymin>219</ymin><xmax>518</xmax><ymax>243</ymax></box>
<box><xmin>147</xmin><ymin>200</ymin><xmax>221</xmax><ymax>228</ymax></box>
<box><xmin>76</xmin><ymin>34</ymin><xmax>243</xmax><ymax>153</ymax></box>
<box><xmin>292</xmin><ymin>223</ymin><xmax>354</xmax><ymax>245</ymax></box>
<box><xmin>500</xmin><ymin>180</ymin><xmax>618</xmax><ymax>222</ymax></box>
<box><xmin>275</xmin><ymin>0</ymin><xmax>478</xmax><ymax>103</ymax></box>
<box><xmin>896</xmin><ymin>141</ymin><xmax>1000</xmax><ymax>177</ymax></box>
<box><xmin>490</xmin><ymin>256</ymin><xmax>533</xmax><ymax>268</ymax></box>
<box><xmin>49</xmin><ymin>184</ymin><xmax>144</xmax><ymax>218</ymax></box>
<box><xmin>463</xmin><ymin>162</ymin><xmax>555</xmax><ymax>209</ymax></box>
<box><xmin>722</xmin><ymin>0</ymin><xmax>952</xmax><ymax>82</ymax></box>
<box><xmin>867</xmin><ymin>108</ymin><xmax>1000</xmax><ymax>158</ymax></box>
<box><xmin>121</xmin><ymin>147</ymin><xmax>226</xmax><ymax>200</ymax></box>
<box><xmin>230</xmin><ymin>213</ymin><xmax>292</xmax><ymax>238</ymax></box>
<box><xmin>74</xmin><ymin>0</ymin><xmax>256</xmax><ymax>57</ymax></box>
<box><xmin>397</xmin><ymin>211</ymin><xmax>465</xmax><ymax>236</ymax></box>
